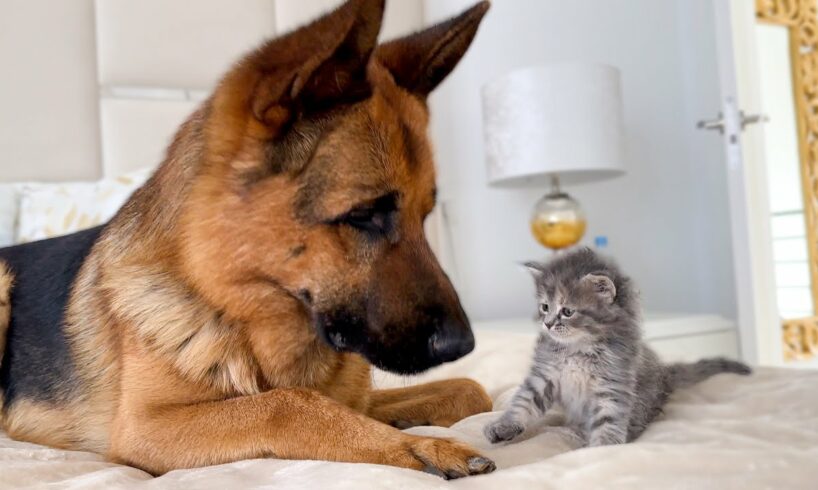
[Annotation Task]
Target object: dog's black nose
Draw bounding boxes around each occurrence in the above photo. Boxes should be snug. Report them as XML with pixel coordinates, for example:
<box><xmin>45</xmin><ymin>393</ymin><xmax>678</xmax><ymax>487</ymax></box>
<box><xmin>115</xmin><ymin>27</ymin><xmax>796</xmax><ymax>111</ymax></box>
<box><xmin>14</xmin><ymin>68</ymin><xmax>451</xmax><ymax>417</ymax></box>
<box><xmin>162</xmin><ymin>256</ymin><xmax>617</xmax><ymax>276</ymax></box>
<box><xmin>429</xmin><ymin>326</ymin><xmax>475</xmax><ymax>363</ymax></box>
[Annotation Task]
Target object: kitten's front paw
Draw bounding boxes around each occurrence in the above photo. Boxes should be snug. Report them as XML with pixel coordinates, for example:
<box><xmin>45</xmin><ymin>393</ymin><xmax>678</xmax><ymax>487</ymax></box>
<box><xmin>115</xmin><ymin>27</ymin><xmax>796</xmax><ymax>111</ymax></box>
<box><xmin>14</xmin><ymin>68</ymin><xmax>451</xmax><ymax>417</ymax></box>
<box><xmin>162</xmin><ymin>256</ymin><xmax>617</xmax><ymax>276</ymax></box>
<box><xmin>588</xmin><ymin>433</ymin><xmax>626</xmax><ymax>447</ymax></box>
<box><xmin>484</xmin><ymin>418</ymin><xmax>524</xmax><ymax>444</ymax></box>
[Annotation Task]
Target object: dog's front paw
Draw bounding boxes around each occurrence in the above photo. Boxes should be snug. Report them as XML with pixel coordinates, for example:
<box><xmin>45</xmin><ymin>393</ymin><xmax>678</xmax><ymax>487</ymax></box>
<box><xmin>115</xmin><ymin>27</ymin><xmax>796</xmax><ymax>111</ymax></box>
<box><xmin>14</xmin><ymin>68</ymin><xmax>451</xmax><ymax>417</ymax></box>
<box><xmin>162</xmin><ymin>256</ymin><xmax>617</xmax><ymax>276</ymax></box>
<box><xmin>403</xmin><ymin>436</ymin><xmax>496</xmax><ymax>480</ymax></box>
<box><xmin>484</xmin><ymin>418</ymin><xmax>524</xmax><ymax>444</ymax></box>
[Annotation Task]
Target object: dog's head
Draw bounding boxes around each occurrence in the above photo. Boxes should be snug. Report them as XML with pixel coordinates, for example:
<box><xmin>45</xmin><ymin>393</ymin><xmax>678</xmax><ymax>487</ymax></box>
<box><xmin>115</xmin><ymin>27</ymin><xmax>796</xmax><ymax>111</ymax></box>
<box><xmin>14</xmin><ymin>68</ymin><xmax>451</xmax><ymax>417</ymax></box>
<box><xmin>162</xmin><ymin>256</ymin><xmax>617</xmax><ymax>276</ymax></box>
<box><xmin>178</xmin><ymin>0</ymin><xmax>489</xmax><ymax>374</ymax></box>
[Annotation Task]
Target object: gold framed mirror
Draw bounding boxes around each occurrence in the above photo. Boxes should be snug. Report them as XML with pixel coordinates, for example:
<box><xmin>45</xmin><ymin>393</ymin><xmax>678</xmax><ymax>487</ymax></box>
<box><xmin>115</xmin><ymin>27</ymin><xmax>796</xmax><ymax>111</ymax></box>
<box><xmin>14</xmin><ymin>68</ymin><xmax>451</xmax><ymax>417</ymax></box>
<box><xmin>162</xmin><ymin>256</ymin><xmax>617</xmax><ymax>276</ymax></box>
<box><xmin>756</xmin><ymin>0</ymin><xmax>818</xmax><ymax>361</ymax></box>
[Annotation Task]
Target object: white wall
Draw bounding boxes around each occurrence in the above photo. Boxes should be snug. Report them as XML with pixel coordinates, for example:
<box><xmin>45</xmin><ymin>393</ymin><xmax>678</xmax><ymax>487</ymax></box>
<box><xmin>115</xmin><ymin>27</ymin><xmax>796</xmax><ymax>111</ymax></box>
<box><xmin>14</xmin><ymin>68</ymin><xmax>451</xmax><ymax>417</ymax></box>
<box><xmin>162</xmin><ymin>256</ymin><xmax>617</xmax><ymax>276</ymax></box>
<box><xmin>425</xmin><ymin>0</ymin><xmax>737</xmax><ymax>321</ymax></box>
<box><xmin>674</xmin><ymin>0</ymin><xmax>738</xmax><ymax>322</ymax></box>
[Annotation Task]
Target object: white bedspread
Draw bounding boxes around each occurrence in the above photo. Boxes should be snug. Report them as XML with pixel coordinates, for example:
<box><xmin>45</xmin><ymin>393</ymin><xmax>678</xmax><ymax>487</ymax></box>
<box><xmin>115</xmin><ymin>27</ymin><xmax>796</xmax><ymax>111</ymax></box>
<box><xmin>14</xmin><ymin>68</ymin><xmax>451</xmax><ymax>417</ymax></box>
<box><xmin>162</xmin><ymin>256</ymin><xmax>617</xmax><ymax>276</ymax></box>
<box><xmin>1</xmin><ymin>329</ymin><xmax>816</xmax><ymax>489</ymax></box>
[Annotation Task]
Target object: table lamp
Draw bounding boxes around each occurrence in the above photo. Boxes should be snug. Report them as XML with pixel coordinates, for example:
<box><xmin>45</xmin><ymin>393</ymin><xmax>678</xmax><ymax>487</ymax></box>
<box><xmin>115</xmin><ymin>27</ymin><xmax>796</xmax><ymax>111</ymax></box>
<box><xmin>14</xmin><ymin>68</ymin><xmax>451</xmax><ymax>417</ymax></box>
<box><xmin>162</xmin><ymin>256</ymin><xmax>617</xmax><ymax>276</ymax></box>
<box><xmin>481</xmin><ymin>63</ymin><xmax>626</xmax><ymax>250</ymax></box>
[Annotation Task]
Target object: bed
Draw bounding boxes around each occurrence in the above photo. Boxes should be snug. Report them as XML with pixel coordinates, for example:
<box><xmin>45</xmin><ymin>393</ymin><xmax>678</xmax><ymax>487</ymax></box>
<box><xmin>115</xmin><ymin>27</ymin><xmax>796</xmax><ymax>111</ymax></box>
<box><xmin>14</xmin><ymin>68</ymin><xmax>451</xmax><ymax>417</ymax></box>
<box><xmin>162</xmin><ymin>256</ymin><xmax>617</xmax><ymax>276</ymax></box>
<box><xmin>1</xmin><ymin>2</ymin><xmax>816</xmax><ymax>488</ymax></box>
<box><xmin>1</xmin><ymin>327</ymin><xmax>815</xmax><ymax>489</ymax></box>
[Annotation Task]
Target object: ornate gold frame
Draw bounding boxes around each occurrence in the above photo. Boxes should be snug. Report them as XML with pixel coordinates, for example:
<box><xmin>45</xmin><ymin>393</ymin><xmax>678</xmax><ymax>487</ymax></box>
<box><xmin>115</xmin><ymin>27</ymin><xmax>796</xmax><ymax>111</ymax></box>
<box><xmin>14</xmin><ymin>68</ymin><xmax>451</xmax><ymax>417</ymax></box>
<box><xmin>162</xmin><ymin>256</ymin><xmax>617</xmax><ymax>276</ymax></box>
<box><xmin>756</xmin><ymin>0</ymin><xmax>818</xmax><ymax>361</ymax></box>
<box><xmin>783</xmin><ymin>317</ymin><xmax>818</xmax><ymax>360</ymax></box>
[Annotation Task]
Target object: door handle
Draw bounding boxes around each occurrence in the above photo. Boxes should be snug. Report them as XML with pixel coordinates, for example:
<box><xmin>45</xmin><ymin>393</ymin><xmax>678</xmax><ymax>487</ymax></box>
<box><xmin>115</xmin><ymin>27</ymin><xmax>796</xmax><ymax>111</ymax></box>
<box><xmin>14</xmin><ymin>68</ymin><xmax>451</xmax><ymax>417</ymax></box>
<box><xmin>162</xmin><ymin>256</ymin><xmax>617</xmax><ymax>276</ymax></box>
<box><xmin>697</xmin><ymin>111</ymin><xmax>768</xmax><ymax>134</ymax></box>
<box><xmin>739</xmin><ymin>112</ymin><xmax>769</xmax><ymax>129</ymax></box>
<box><xmin>697</xmin><ymin>113</ymin><xmax>725</xmax><ymax>134</ymax></box>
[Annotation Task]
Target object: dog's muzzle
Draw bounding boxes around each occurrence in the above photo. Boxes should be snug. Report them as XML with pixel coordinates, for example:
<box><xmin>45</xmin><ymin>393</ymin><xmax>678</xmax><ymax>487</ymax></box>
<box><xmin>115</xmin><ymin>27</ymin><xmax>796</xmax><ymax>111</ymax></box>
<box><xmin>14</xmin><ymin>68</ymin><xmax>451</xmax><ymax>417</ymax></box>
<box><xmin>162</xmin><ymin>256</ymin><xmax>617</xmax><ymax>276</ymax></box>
<box><xmin>428</xmin><ymin>324</ymin><xmax>475</xmax><ymax>363</ymax></box>
<box><xmin>312</xmin><ymin>306</ymin><xmax>475</xmax><ymax>374</ymax></box>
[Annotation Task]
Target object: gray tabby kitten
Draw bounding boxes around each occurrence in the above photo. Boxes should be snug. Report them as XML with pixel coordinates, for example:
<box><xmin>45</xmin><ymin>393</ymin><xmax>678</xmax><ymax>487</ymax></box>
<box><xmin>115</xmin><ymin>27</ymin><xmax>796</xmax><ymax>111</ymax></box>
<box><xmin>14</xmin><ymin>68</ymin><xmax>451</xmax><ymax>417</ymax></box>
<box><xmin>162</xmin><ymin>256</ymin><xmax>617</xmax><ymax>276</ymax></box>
<box><xmin>484</xmin><ymin>247</ymin><xmax>751</xmax><ymax>447</ymax></box>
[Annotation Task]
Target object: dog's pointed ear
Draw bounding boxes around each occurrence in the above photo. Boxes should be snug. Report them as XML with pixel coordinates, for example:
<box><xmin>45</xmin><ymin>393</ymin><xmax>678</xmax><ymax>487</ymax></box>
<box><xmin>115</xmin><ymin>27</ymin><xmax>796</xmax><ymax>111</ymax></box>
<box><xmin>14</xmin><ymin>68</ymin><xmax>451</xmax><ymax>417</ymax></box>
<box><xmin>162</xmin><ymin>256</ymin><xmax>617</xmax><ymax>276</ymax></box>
<box><xmin>376</xmin><ymin>1</ymin><xmax>489</xmax><ymax>97</ymax></box>
<box><xmin>250</xmin><ymin>0</ymin><xmax>385</xmax><ymax>124</ymax></box>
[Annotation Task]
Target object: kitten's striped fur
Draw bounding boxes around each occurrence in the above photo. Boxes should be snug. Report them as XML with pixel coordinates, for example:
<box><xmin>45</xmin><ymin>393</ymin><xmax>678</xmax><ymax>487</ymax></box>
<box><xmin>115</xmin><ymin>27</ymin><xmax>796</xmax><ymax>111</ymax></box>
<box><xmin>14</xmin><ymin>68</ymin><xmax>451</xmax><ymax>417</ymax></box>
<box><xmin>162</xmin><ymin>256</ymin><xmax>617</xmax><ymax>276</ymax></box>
<box><xmin>485</xmin><ymin>248</ymin><xmax>751</xmax><ymax>447</ymax></box>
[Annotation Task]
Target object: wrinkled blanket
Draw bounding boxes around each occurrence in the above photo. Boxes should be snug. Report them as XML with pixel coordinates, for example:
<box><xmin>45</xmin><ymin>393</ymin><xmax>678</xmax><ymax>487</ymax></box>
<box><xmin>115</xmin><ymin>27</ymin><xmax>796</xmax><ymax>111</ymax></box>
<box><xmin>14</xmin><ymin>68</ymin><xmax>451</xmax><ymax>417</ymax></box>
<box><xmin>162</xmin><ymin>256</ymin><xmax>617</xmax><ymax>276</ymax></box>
<box><xmin>1</xmin><ymin>329</ymin><xmax>816</xmax><ymax>489</ymax></box>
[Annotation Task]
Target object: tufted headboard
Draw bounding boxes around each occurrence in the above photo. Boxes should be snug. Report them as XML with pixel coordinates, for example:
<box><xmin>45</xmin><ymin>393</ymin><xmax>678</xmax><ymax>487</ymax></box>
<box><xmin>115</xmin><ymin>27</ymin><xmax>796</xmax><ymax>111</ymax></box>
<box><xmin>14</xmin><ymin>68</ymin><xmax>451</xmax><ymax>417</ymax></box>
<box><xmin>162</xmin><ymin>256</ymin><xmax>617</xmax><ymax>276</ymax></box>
<box><xmin>0</xmin><ymin>0</ymin><xmax>422</xmax><ymax>182</ymax></box>
<box><xmin>94</xmin><ymin>0</ymin><xmax>423</xmax><ymax>178</ymax></box>
<box><xmin>0</xmin><ymin>1</ymin><xmax>451</xmax><ymax>265</ymax></box>
<box><xmin>91</xmin><ymin>0</ymin><xmax>446</xmax><ymax>260</ymax></box>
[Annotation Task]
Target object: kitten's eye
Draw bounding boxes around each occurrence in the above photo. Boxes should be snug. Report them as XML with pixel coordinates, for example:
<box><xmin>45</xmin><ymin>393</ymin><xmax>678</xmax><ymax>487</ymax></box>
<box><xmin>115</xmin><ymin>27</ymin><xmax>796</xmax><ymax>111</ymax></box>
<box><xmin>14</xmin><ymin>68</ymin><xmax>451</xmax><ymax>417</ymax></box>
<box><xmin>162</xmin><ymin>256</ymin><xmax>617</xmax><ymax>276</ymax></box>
<box><xmin>561</xmin><ymin>307</ymin><xmax>574</xmax><ymax>318</ymax></box>
<box><xmin>539</xmin><ymin>303</ymin><xmax>549</xmax><ymax>315</ymax></box>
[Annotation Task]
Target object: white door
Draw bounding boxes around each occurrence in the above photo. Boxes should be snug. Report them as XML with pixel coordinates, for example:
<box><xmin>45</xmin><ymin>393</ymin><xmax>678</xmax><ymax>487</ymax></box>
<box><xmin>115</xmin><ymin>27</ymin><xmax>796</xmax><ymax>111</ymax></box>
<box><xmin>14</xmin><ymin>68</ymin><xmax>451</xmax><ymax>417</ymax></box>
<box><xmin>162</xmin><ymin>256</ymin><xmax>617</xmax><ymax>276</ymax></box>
<box><xmin>705</xmin><ymin>0</ymin><xmax>785</xmax><ymax>367</ymax></box>
<box><xmin>705</xmin><ymin>0</ymin><xmax>818</xmax><ymax>367</ymax></box>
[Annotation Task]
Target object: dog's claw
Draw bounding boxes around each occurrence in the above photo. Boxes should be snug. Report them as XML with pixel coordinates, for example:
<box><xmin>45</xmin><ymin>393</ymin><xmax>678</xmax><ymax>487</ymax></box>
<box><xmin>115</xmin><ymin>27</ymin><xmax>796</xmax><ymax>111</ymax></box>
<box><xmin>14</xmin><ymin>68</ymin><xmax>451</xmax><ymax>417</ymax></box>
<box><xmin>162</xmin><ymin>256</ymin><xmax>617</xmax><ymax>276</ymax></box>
<box><xmin>467</xmin><ymin>456</ymin><xmax>496</xmax><ymax>474</ymax></box>
<box><xmin>444</xmin><ymin>470</ymin><xmax>467</xmax><ymax>480</ymax></box>
<box><xmin>409</xmin><ymin>437</ymin><xmax>495</xmax><ymax>479</ymax></box>
<box><xmin>422</xmin><ymin>465</ymin><xmax>447</xmax><ymax>478</ymax></box>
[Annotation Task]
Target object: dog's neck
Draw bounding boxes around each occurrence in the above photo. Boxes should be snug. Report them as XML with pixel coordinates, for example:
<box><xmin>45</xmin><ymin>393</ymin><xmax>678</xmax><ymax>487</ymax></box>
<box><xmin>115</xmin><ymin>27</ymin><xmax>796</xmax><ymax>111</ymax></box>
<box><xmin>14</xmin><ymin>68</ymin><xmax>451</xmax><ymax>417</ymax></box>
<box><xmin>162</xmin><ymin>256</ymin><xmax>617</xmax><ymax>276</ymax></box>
<box><xmin>108</xmin><ymin>107</ymin><xmax>208</xmax><ymax>259</ymax></box>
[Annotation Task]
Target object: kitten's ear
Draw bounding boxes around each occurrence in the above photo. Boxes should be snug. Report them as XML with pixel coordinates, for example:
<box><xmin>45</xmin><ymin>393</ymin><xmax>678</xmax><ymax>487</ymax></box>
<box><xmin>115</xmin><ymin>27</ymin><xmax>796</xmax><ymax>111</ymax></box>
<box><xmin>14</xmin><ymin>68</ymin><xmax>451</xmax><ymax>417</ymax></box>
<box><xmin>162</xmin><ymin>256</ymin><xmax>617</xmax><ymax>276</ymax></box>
<box><xmin>522</xmin><ymin>261</ymin><xmax>545</xmax><ymax>280</ymax></box>
<box><xmin>582</xmin><ymin>273</ymin><xmax>616</xmax><ymax>304</ymax></box>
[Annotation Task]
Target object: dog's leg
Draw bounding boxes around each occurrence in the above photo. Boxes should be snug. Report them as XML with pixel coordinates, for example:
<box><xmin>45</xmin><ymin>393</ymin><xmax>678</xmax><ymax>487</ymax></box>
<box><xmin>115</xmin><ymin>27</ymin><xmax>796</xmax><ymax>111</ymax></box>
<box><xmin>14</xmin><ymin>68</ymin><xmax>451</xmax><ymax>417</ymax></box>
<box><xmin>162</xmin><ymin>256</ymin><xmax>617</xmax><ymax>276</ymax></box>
<box><xmin>368</xmin><ymin>378</ymin><xmax>493</xmax><ymax>429</ymax></box>
<box><xmin>109</xmin><ymin>387</ymin><xmax>495</xmax><ymax>478</ymax></box>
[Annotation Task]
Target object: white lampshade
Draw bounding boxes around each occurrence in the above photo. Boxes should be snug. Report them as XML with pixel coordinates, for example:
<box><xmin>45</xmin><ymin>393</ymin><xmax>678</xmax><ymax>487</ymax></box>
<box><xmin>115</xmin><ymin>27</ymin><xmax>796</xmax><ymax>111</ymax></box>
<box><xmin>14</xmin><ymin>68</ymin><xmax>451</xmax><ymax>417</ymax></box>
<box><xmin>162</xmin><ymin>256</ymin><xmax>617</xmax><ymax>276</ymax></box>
<box><xmin>482</xmin><ymin>63</ymin><xmax>626</xmax><ymax>186</ymax></box>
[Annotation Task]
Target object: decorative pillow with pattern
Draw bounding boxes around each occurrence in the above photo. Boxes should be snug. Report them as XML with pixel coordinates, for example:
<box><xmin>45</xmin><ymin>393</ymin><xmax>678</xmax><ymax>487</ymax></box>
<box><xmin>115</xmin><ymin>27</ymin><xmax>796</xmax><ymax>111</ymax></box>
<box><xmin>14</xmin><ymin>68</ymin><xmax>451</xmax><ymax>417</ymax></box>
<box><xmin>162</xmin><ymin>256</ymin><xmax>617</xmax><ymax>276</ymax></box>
<box><xmin>0</xmin><ymin>184</ymin><xmax>18</xmax><ymax>247</ymax></box>
<box><xmin>15</xmin><ymin>168</ymin><xmax>152</xmax><ymax>244</ymax></box>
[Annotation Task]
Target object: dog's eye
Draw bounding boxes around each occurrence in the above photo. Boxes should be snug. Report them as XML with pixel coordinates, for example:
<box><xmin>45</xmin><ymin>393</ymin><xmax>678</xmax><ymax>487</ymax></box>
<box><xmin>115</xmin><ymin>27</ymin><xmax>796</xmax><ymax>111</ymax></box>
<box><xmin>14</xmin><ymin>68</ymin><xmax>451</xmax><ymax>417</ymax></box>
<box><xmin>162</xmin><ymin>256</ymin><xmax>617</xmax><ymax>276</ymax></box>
<box><xmin>336</xmin><ymin>192</ymin><xmax>397</xmax><ymax>236</ymax></box>
<box><xmin>344</xmin><ymin>207</ymin><xmax>388</xmax><ymax>233</ymax></box>
<box><xmin>539</xmin><ymin>303</ymin><xmax>549</xmax><ymax>314</ymax></box>
<box><xmin>561</xmin><ymin>307</ymin><xmax>574</xmax><ymax>318</ymax></box>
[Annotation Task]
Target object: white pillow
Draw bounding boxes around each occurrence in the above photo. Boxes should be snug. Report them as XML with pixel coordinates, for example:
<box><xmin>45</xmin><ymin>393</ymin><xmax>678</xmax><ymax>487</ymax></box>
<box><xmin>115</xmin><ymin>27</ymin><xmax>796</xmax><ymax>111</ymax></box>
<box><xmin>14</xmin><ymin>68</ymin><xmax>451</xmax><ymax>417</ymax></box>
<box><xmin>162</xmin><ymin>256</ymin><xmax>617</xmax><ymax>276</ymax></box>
<box><xmin>15</xmin><ymin>168</ymin><xmax>152</xmax><ymax>244</ymax></box>
<box><xmin>0</xmin><ymin>184</ymin><xmax>18</xmax><ymax>247</ymax></box>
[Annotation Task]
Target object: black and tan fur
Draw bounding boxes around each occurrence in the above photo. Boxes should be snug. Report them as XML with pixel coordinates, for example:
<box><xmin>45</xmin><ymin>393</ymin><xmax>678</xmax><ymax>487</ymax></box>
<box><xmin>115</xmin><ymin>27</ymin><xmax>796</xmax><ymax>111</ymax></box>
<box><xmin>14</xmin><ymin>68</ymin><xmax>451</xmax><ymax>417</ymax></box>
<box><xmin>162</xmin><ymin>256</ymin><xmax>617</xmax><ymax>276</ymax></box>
<box><xmin>0</xmin><ymin>261</ymin><xmax>11</xmax><ymax>413</ymax></box>
<box><xmin>0</xmin><ymin>0</ymin><xmax>496</xmax><ymax>478</ymax></box>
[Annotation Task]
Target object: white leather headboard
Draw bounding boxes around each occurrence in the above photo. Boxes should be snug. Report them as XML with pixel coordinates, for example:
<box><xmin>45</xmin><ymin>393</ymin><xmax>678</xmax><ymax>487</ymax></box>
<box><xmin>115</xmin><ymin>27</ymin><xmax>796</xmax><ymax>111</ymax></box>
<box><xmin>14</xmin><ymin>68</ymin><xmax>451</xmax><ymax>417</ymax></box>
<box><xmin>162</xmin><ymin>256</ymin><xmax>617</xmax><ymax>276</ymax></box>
<box><xmin>98</xmin><ymin>96</ymin><xmax>200</xmax><ymax>177</ymax></box>
<box><xmin>90</xmin><ymin>0</ymin><xmax>446</xmax><ymax>264</ymax></box>
<box><xmin>0</xmin><ymin>1</ymin><xmax>451</xmax><ymax>268</ymax></box>
<box><xmin>95</xmin><ymin>0</ymin><xmax>278</xmax><ymax>90</ymax></box>
<box><xmin>0</xmin><ymin>0</ymin><xmax>101</xmax><ymax>183</ymax></box>
<box><xmin>94</xmin><ymin>0</ymin><xmax>277</xmax><ymax>176</ymax></box>
<box><xmin>94</xmin><ymin>0</ymin><xmax>423</xmax><ymax>178</ymax></box>
<box><xmin>274</xmin><ymin>0</ymin><xmax>423</xmax><ymax>39</ymax></box>
<box><xmin>0</xmin><ymin>0</ymin><xmax>424</xmax><ymax>182</ymax></box>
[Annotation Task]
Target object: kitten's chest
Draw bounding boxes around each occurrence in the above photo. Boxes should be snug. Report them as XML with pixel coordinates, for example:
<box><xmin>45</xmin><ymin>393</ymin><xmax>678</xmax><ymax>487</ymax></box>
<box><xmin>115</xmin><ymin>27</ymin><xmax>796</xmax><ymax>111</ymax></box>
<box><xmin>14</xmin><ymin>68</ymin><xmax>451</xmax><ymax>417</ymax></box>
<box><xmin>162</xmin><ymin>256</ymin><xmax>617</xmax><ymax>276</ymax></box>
<box><xmin>553</xmin><ymin>355</ymin><xmax>599</xmax><ymax>420</ymax></box>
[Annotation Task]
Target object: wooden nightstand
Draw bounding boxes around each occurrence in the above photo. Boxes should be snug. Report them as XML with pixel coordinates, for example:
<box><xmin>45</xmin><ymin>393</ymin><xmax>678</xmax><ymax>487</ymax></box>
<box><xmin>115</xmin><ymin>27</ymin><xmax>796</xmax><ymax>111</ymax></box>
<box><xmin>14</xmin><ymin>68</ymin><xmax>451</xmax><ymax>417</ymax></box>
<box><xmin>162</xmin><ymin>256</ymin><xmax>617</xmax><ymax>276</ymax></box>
<box><xmin>472</xmin><ymin>313</ymin><xmax>741</xmax><ymax>363</ymax></box>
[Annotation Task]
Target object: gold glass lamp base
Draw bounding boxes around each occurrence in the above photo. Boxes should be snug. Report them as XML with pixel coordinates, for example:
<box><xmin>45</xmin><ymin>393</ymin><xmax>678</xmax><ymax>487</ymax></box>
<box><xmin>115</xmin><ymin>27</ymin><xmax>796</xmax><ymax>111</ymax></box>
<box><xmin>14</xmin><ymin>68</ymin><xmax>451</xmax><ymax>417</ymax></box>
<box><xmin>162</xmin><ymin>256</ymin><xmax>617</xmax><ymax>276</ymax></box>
<box><xmin>530</xmin><ymin>177</ymin><xmax>586</xmax><ymax>250</ymax></box>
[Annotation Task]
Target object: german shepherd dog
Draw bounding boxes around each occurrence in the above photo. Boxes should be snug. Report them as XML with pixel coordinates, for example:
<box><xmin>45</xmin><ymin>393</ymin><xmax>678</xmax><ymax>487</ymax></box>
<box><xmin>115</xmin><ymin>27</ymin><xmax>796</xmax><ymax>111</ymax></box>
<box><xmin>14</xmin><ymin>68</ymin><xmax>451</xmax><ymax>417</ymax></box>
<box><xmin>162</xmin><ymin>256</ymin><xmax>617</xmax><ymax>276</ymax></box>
<box><xmin>0</xmin><ymin>0</ymin><xmax>497</xmax><ymax>479</ymax></box>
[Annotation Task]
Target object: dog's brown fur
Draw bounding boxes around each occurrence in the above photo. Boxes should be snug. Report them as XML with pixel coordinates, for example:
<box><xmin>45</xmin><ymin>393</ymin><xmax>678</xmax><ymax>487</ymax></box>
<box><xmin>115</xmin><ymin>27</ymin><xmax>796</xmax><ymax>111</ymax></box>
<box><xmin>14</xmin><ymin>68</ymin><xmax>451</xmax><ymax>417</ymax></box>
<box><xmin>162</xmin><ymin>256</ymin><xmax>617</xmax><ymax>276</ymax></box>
<box><xmin>0</xmin><ymin>0</ymin><xmax>495</xmax><ymax>479</ymax></box>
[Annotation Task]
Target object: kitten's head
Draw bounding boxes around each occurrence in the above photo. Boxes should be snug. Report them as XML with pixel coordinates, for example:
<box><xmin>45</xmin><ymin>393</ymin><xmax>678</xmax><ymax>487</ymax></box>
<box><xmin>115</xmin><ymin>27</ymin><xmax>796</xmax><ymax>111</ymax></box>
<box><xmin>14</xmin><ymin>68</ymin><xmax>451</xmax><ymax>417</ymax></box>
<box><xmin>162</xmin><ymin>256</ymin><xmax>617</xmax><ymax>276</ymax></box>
<box><xmin>526</xmin><ymin>247</ymin><xmax>639</xmax><ymax>346</ymax></box>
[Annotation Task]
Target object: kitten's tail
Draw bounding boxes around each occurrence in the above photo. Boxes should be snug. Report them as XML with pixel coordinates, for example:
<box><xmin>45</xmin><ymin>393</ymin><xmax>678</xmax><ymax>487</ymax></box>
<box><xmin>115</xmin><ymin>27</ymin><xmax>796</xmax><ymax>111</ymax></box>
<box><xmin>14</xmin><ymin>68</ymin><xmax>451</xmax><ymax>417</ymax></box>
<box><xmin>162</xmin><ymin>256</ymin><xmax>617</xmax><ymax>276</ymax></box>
<box><xmin>664</xmin><ymin>357</ymin><xmax>751</xmax><ymax>391</ymax></box>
